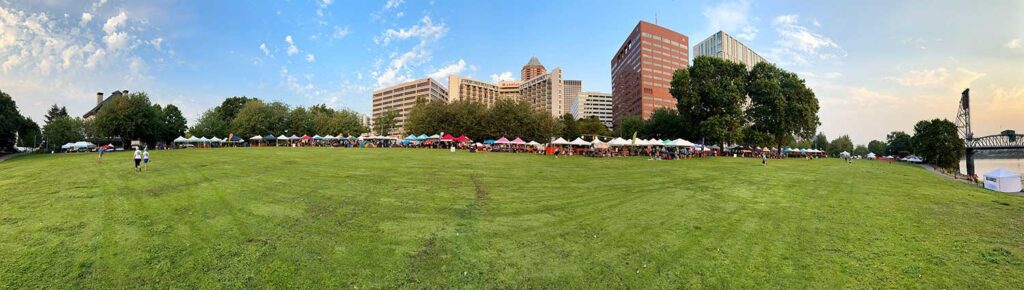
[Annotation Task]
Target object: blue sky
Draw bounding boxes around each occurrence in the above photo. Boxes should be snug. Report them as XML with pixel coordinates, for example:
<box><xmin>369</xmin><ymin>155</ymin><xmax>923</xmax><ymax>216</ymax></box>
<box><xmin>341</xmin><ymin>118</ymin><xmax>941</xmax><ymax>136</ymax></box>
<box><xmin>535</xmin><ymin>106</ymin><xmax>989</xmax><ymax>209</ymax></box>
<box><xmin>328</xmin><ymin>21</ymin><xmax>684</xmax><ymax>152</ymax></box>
<box><xmin>1</xmin><ymin>0</ymin><xmax>1021</xmax><ymax>144</ymax></box>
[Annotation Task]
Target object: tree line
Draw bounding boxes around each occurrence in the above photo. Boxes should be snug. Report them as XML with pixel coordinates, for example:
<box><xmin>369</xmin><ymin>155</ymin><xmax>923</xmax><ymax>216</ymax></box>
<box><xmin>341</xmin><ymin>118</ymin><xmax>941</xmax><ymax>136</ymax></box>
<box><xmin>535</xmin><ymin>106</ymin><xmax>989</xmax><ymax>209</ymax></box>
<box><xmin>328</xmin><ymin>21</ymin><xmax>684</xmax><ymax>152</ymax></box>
<box><xmin>0</xmin><ymin>90</ymin><xmax>41</xmax><ymax>153</ymax></box>
<box><xmin>190</xmin><ymin>97</ymin><xmax>368</xmax><ymax>138</ymax></box>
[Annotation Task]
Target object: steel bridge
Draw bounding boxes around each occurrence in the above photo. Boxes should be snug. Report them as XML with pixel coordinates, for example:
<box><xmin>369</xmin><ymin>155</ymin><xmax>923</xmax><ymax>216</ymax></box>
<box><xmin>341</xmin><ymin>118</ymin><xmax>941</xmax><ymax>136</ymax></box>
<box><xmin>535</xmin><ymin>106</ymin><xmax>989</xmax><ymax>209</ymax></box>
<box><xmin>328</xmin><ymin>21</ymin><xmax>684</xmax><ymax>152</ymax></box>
<box><xmin>956</xmin><ymin>88</ymin><xmax>1024</xmax><ymax>176</ymax></box>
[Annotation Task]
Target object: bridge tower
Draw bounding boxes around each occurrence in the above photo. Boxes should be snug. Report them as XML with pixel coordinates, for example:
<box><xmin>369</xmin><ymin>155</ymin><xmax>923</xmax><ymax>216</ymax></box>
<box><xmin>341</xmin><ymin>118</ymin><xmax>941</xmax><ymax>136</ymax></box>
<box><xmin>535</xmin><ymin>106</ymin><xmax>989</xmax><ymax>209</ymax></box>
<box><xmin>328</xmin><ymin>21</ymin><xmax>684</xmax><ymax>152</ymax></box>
<box><xmin>956</xmin><ymin>89</ymin><xmax>975</xmax><ymax>176</ymax></box>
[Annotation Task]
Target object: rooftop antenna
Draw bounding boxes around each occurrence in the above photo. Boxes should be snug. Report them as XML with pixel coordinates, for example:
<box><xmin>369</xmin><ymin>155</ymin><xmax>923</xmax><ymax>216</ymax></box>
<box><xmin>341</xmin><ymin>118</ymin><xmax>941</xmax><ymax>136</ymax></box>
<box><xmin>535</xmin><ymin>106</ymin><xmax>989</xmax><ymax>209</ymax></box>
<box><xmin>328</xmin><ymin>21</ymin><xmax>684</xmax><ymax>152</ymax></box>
<box><xmin>655</xmin><ymin>13</ymin><xmax>659</xmax><ymax>24</ymax></box>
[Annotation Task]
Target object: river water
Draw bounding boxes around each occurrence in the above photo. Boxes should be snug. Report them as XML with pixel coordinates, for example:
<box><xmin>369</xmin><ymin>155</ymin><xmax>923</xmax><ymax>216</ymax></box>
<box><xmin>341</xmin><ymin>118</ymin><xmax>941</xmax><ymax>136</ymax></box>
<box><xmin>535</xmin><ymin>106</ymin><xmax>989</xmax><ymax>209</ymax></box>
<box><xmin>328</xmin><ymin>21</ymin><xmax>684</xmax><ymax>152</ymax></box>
<box><xmin>959</xmin><ymin>158</ymin><xmax>1024</xmax><ymax>177</ymax></box>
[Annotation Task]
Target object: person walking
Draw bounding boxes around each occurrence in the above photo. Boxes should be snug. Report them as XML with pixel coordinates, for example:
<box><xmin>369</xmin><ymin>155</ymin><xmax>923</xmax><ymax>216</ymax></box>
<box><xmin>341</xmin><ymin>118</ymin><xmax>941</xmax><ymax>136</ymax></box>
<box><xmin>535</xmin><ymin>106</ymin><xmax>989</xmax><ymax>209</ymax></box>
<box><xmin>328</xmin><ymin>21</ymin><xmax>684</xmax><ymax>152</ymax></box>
<box><xmin>762</xmin><ymin>154</ymin><xmax>768</xmax><ymax>166</ymax></box>
<box><xmin>97</xmin><ymin>145</ymin><xmax>106</xmax><ymax>163</ymax></box>
<box><xmin>132</xmin><ymin>147</ymin><xmax>143</xmax><ymax>172</ymax></box>
<box><xmin>142</xmin><ymin>148</ymin><xmax>151</xmax><ymax>171</ymax></box>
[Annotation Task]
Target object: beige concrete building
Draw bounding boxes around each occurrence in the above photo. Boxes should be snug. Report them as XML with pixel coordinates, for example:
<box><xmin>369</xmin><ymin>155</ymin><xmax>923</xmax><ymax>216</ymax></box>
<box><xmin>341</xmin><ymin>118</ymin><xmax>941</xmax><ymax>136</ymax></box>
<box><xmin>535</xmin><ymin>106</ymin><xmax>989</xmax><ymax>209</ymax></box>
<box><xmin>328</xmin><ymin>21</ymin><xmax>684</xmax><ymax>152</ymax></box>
<box><xmin>693</xmin><ymin>30</ymin><xmax>766</xmax><ymax>70</ymax></box>
<box><xmin>371</xmin><ymin>78</ymin><xmax>448</xmax><ymax>135</ymax></box>
<box><xmin>448</xmin><ymin>75</ymin><xmax>500</xmax><ymax>107</ymax></box>
<box><xmin>571</xmin><ymin>91</ymin><xmax>614</xmax><ymax>129</ymax></box>
<box><xmin>498</xmin><ymin>81</ymin><xmax>521</xmax><ymax>100</ymax></box>
<box><xmin>520</xmin><ymin>67</ymin><xmax>564</xmax><ymax>117</ymax></box>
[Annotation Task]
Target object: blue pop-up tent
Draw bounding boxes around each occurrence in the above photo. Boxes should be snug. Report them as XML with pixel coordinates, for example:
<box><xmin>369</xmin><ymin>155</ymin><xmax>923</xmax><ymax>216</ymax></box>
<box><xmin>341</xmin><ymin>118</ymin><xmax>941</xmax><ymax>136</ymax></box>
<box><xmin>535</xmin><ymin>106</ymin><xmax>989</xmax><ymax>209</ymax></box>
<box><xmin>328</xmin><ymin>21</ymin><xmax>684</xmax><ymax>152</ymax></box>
<box><xmin>484</xmin><ymin>139</ymin><xmax>496</xmax><ymax>145</ymax></box>
<box><xmin>416</xmin><ymin>134</ymin><xmax>428</xmax><ymax>140</ymax></box>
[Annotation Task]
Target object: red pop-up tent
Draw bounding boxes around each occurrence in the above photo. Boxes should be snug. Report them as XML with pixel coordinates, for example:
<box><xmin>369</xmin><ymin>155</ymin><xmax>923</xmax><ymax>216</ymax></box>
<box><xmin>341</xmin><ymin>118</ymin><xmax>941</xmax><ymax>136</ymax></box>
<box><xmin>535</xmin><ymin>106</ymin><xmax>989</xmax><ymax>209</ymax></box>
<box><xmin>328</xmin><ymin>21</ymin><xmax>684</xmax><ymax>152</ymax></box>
<box><xmin>301</xmin><ymin>135</ymin><xmax>312</xmax><ymax>141</ymax></box>
<box><xmin>440</xmin><ymin>134</ymin><xmax>454</xmax><ymax>141</ymax></box>
<box><xmin>453</xmin><ymin>135</ymin><xmax>472</xmax><ymax>143</ymax></box>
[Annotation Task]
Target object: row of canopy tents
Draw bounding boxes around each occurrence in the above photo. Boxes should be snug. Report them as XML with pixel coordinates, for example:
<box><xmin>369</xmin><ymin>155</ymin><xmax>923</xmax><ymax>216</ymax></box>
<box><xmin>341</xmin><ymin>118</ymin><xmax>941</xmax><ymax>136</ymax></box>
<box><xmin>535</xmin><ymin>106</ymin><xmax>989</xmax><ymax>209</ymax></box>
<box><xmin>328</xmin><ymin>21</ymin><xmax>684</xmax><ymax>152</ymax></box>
<box><xmin>172</xmin><ymin>136</ymin><xmax>244</xmax><ymax>143</ymax></box>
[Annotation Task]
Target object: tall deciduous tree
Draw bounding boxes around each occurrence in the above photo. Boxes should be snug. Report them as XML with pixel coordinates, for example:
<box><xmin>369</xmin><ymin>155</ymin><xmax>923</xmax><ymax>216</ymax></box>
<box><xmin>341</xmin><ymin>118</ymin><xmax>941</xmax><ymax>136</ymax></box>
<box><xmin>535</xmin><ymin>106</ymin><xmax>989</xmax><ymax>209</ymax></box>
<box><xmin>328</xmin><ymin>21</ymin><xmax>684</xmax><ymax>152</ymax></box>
<box><xmin>373</xmin><ymin>110</ymin><xmax>400</xmax><ymax>136</ymax></box>
<box><xmin>867</xmin><ymin>140</ymin><xmax>887</xmax><ymax>155</ymax></box>
<box><xmin>161</xmin><ymin>105</ymin><xmax>187</xmax><ymax>142</ymax></box>
<box><xmin>93</xmin><ymin>92</ymin><xmax>162</xmax><ymax>143</ymax></box>
<box><xmin>559</xmin><ymin>113</ymin><xmax>580</xmax><ymax>140</ymax></box>
<box><xmin>853</xmin><ymin>145</ymin><xmax>870</xmax><ymax>156</ymax></box>
<box><xmin>911</xmin><ymin>119</ymin><xmax>964</xmax><ymax>169</ymax></box>
<box><xmin>17</xmin><ymin>117</ymin><xmax>41</xmax><ymax>148</ymax></box>
<box><xmin>287</xmin><ymin>106</ymin><xmax>314</xmax><ymax>135</ymax></box>
<box><xmin>812</xmin><ymin>132</ymin><xmax>829</xmax><ymax>152</ymax></box>
<box><xmin>616</xmin><ymin>115</ymin><xmax>646</xmax><ymax>139</ymax></box>
<box><xmin>230</xmin><ymin>100</ymin><xmax>289</xmax><ymax>137</ymax></box>
<box><xmin>746</xmin><ymin>62</ymin><xmax>820</xmax><ymax>154</ymax></box>
<box><xmin>190</xmin><ymin>109</ymin><xmax>229</xmax><ymax>137</ymax></box>
<box><xmin>0</xmin><ymin>90</ymin><xmax>22</xmax><ymax>152</ymax></box>
<box><xmin>43</xmin><ymin>116</ymin><xmax>85</xmax><ymax>152</ymax></box>
<box><xmin>672</xmin><ymin>56</ymin><xmax>747</xmax><ymax>148</ymax></box>
<box><xmin>828</xmin><ymin>135</ymin><xmax>854</xmax><ymax>156</ymax></box>
<box><xmin>886</xmin><ymin>131</ymin><xmax>913</xmax><ymax>157</ymax></box>
<box><xmin>644</xmin><ymin>108</ymin><xmax>685</xmax><ymax>139</ymax></box>
<box><xmin>578</xmin><ymin>116</ymin><xmax>611</xmax><ymax>138</ymax></box>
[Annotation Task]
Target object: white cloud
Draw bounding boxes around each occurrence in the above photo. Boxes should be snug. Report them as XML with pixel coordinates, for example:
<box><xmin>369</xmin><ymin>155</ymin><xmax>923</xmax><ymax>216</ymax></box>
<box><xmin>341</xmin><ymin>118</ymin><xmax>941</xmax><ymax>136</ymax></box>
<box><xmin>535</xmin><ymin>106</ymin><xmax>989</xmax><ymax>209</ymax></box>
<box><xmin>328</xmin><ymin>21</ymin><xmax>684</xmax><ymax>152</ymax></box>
<box><xmin>284</xmin><ymin>35</ymin><xmax>298</xmax><ymax>56</ymax></box>
<box><xmin>259</xmin><ymin>42</ymin><xmax>270</xmax><ymax>56</ymax></box>
<box><xmin>102</xmin><ymin>11</ymin><xmax>127</xmax><ymax>34</ymax></box>
<box><xmin>884</xmin><ymin>67</ymin><xmax>985</xmax><ymax>90</ymax></box>
<box><xmin>490</xmin><ymin>72</ymin><xmax>514</xmax><ymax>83</ymax></box>
<box><xmin>149</xmin><ymin>37</ymin><xmax>164</xmax><ymax>50</ymax></box>
<box><xmin>1006</xmin><ymin>38</ymin><xmax>1022</xmax><ymax>49</ymax></box>
<box><xmin>103</xmin><ymin>31</ymin><xmax>130</xmax><ymax>51</ymax></box>
<box><xmin>385</xmin><ymin>0</ymin><xmax>404</xmax><ymax>9</ymax></box>
<box><xmin>427</xmin><ymin>59</ymin><xmax>466</xmax><ymax>80</ymax></box>
<box><xmin>703</xmin><ymin>0</ymin><xmax>758</xmax><ymax>41</ymax></box>
<box><xmin>305</xmin><ymin>53</ymin><xmax>316</xmax><ymax>62</ymax></box>
<box><xmin>767</xmin><ymin>14</ymin><xmax>845</xmax><ymax>66</ymax></box>
<box><xmin>372</xmin><ymin>16</ymin><xmax>449</xmax><ymax>87</ymax></box>
<box><xmin>375</xmin><ymin>15</ymin><xmax>447</xmax><ymax>45</ymax></box>
<box><xmin>80</xmin><ymin>12</ymin><xmax>93</xmax><ymax>26</ymax></box>
<box><xmin>332</xmin><ymin>26</ymin><xmax>351</xmax><ymax>39</ymax></box>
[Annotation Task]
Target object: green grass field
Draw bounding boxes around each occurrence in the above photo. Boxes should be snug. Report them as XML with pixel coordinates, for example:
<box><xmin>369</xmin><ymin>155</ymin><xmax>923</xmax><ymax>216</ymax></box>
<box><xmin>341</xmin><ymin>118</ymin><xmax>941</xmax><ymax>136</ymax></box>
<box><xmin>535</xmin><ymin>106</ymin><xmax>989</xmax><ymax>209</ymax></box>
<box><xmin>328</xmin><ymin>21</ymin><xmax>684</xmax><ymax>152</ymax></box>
<box><xmin>0</xmin><ymin>148</ymin><xmax>1021</xmax><ymax>288</ymax></box>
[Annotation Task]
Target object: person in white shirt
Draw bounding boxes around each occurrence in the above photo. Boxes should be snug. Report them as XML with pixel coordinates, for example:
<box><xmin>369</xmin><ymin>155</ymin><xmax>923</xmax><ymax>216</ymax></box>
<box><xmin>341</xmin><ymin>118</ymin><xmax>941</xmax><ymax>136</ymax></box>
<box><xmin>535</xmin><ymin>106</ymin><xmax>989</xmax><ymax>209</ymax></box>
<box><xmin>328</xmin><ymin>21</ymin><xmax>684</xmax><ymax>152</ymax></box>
<box><xmin>132</xmin><ymin>147</ymin><xmax>143</xmax><ymax>172</ymax></box>
<box><xmin>142</xmin><ymin>148</ymin><xmax>150</xmax><ymax>171</ymax></box>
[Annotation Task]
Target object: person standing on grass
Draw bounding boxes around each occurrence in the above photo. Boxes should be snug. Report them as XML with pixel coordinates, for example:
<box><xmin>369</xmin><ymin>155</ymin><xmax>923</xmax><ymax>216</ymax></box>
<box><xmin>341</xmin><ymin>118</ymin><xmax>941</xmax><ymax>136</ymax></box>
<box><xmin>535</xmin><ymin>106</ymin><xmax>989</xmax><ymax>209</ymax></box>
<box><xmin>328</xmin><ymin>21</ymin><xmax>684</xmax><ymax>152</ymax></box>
<box><xmin>142</xmin><ymin>148</ymin><xmax>151</xmax><ymax>171</ymax></box>
<box><xmin>132</xmin><ymin>147</ymin><xmax>143</xmax><ymax>172</ymax></box>
<box><xmin>97</xmin><ymin>145</ymin><xmax>106</xmax><ymax>163</ymax></box>
<box><xmin>762</xmin><ymin>154</ymin><xmax>768</xmax><ymax>166</ymax></box>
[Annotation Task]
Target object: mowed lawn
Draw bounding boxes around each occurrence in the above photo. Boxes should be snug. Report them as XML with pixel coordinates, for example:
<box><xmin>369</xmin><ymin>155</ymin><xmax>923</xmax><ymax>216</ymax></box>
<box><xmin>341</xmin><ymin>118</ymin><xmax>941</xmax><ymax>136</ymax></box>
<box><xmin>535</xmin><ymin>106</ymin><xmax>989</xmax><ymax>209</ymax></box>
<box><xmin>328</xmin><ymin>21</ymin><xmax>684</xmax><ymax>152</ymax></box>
<box><xmin>0</xmin><ymin>148</ymin><xmax>1022</xmax><ymax>288</ymax></box>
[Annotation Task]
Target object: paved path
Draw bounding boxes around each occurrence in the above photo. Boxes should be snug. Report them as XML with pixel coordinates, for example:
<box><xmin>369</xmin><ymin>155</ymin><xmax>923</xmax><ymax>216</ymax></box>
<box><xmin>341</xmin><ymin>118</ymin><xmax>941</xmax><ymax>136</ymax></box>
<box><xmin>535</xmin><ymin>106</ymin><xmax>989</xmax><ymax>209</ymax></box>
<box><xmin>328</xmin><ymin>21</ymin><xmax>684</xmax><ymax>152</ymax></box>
<box><xmin>0</xmin><ymin>151</ymin><xmax>30</xmax><ymax>162</ymax></box>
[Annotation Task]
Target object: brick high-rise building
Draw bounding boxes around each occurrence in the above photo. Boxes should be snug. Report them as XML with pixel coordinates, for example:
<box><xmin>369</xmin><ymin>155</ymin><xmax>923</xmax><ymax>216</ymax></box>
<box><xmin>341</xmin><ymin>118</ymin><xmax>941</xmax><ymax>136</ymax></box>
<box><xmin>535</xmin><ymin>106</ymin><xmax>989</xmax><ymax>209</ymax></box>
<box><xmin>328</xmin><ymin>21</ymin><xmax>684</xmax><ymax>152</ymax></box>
<box><xmin>521</xmin><ymin>56</ymin><xmax>546</xmax><ymax>81</ymax></box>
<box><xmin>610</xmin><ymin>21</ymin><xmax>689</xmax><ymax>128</ymax></box>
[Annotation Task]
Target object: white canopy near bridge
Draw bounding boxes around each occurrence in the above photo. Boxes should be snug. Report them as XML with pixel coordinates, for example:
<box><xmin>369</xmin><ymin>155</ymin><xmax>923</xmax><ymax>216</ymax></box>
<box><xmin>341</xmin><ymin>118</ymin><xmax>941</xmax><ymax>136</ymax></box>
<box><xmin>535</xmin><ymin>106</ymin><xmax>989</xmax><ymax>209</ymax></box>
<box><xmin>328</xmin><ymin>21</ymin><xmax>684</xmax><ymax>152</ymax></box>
<box><xmin>983</xmin><ymin>169</ymin><xmax>1022</xmax><ymax>193</ymax></box>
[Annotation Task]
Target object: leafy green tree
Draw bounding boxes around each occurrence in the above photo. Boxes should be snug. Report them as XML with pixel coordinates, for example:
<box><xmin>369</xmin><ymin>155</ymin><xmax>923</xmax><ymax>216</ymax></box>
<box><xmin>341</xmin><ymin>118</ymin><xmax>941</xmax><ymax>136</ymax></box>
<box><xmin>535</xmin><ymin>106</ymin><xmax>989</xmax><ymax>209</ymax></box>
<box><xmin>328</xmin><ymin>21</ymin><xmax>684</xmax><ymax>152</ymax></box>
<box><xmin>161</xmin><ymin>105</ymin><xmax>187</xmax><ymax>142</ymax></box>
<box><xmin>17</xmin><ymin>117</ymin><xmax>41</xmax><ymax>148</ymax></box>
<box><xmin>559</xmin><ymin>113</ymin><xmax>580</xmax><ymax>139</ymax></box>
<box><xmin>0</xmin><ymin>90</ymin><xmax>22</xmax><ymax>152</ymax></box>
<box><xmin>911</xmin><ymin>119</ymin><xmax>964</xmax><ymax>169</ymax></box>
<box><xmin>746</xmin><ymin>62</ymin><xmax>820</xmax><ymax>154</ymax></box>
<box><xmin>853</xmin><ymin>145</ymin><xmax>870</xmax><ymax>156</ymax></box>
<box><xmin>217</xmin><ymin>96</ymin><xmax>256</xmax><ymax>123</ymax></box>
<box><xmin>886</xmin><ymin>131</ymin><xmax>912</xmax><ymax>157</ymax></box>
<box><xmin>230</xmin><ymin>100</ymin><xmax>289</xmax><ymax>137</ymax></box>
<box><xmin>829</xmin><ymin>135</ymin><xmax>854</xmax><ymax>156</ymax></box>
<box><xmin>311</xmin><ymin>106</ymin><xmax>369</xmax><ymax>136</ymax></box>
<box><xmin>578</xmin><ymin>116</ymin><xmax>611</xmax><ymax>138</ymax></box>
<box><xmin>190</xmin><ymin>109</ymin><xmax>229</xmax><ymax>137</ymax></box>
<box><xmin>44</xmin><ymin>104</ymin><xmax>69</xmax><ymax>124</ymax></box>
<box><xmin>617</xmin><ymin>115</ymin><xmax>646</xmax><ymax>139</ymax></box>
<box><xmin>485</xmin><ymin>98</ymin><xmax>539</xmax><ymax>139</ymax></box>
<box><xmin>867</xmin><ymin>140</ymin><xmax>887</xmax><ymax>155</ymax></box>
<box><xmin>43</xmin><ymin>116</ymin><xmax>85</xmax><ymax>152</ymax></box>
<box><xmin>404</xmin><ymin>97</ymin><xmax>447</xmax><ymax>135</ymax></box>
<box><xmin>93</xmin><ymin>92</ymin><xmax>163</xmax><ymax>143</ymax></box>
<box><xmin>812</xmin><ymin>132</ymin><xmax>829</xmax><ymax>151</ymax></box>
<box><xmin>644</xmin><ymin>108</ymin><xmax>684</xmax><ymax>139</ymax></box>
<box><xmin>373</xmin><ymin>110</ymin><xmax>400</xmax><ymax>136</ymax></box>
<box><xmin>287</xmin><ymin>107</ymin><xmax>314</xmax><ymax>135</ymax></box>
<box><xmin>740</xmin><ymin>126</ymin><xmax>772</xmax><ymax>147</ymax></box>
<box><xmin>672</xmin><ymin>56</ymin><xmax>747</xmax><ymax>148</ymax></box>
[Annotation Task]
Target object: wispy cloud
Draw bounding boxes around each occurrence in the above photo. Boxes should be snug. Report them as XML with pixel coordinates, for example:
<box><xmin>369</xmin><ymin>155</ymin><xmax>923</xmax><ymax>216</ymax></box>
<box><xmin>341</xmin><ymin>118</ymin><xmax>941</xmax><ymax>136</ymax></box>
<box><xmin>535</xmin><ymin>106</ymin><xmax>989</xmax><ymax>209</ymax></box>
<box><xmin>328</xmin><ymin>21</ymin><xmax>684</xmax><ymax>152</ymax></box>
<box><xmin>372</xmin><ymin>15</ymin><xmax>449</xmax><ymax>87</ymax></box>
<box><xmin>767</xmin><ymin>14</ymin><xmax>845</xmax><ymax>66</ymax></box>
<box><xmin>490</xmin><ymin>72</ymin><xmax>514</xmax><ymax>83</ymax></box>
<box><xmin>702</xmin><ymin>0</ymin><xmax>758</xmax><ymax>41</ymax></box>
<box><xmin>1006</xmin><ymin>38</ymin><xmax>1022</xmax><ymax>49</ymax></box>
<box><xmin>427</xmin><ymin>59</ymin><xmax>466</xmax><ymax>80</ymax></box>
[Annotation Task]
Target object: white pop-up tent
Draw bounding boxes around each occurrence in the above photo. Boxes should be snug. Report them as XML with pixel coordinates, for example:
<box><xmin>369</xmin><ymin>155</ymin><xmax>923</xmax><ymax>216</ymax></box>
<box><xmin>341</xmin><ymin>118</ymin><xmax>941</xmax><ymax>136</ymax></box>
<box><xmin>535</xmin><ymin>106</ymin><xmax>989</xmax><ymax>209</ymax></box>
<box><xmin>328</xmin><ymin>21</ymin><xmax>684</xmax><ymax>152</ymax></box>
<box><xmin>983</xmin><ymin>169</ymin><xmax>1022</xmax><ymax>193</ymax></box>
<box><xmin>550</xmin><ymin>137</ymin><xmax>570</xmax><ymax>145</ymax></box>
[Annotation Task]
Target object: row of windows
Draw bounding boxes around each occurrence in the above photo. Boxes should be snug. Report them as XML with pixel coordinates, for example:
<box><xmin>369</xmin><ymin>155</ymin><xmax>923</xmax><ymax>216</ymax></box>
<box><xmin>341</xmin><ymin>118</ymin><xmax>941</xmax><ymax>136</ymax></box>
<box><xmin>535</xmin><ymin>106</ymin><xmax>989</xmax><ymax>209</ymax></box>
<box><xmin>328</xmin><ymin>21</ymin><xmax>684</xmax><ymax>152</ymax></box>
<box><xmin>641</xmin><ymin>32</ymin><xmax>686</xmax><ymax>49</ymax></box>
